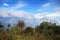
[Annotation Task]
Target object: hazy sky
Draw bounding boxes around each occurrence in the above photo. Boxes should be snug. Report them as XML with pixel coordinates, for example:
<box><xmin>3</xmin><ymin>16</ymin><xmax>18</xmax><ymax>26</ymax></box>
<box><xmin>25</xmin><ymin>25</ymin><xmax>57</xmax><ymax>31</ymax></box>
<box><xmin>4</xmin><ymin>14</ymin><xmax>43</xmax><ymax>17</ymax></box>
<box><xmin>0</xmin><ymin>0</ymin><xmax>60</xmax><ymax>27</ymax></box>
<box><xmin>0</xmin><ymin>0</ymin><xmax>60</xmax><ymax>20</ymax></box>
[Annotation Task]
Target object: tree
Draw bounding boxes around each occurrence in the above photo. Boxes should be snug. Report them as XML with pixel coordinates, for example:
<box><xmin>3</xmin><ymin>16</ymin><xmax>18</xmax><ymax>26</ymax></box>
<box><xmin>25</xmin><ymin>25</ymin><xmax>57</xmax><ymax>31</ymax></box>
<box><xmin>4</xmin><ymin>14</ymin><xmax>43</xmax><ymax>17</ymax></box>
<box><xmin>36</xmin><ymin>21</ymin><xmax>57</xmax><ymax>40</ymax></box>
<box><xmin>8</xmin><ymin>23</ymin><xmax>11</xmax><ymax>28</ymax></box>
<box><xmin>17</xmin><ymin>20</ymin><xmax>25</xmax><ymax>28</ymax></box>
<box><xmin>7</xmin><ymin>23</ymin><xmax>11</xmax><ymax>31</ymax></box>
<box><xmin>21</xmin><ymin>27</ymin><xmax>33</xmax><ymax>35</ymax></box>
<box><xmin>0</xmin><ymin>22</ymin><xmax>4</xmax><ymax>28</ymax></box>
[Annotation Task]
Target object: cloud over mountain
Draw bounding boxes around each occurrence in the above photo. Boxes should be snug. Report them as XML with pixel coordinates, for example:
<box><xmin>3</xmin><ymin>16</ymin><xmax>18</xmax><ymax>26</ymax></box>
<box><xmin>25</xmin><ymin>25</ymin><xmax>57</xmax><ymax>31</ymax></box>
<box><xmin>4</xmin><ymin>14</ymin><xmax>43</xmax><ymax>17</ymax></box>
<box><xmin>0</xmin><ymin>7</ymin><xmax>60</xmax><ymax>27</ymax></box>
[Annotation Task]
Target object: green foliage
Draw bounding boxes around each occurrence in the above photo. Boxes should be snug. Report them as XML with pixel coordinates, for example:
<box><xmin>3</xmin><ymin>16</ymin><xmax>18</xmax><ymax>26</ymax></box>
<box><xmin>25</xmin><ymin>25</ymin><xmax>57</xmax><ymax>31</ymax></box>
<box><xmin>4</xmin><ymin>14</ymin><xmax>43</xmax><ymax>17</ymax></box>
<box><xmin>0</xmin><ymin>22</ymin><xmax>4</xmax><ymax>28</ymax></box>
<box><xmin>17</xmin><ymin>20</ymin><xmax>25</xmax><ymax>28</ymax></box>
<box><xmin>0</xmin><ymin>21</ymin><xmax>60</xmax><ymax>40</ymax></box>
<box><xmin>8</xmin><ymin>24</ymin><xmax>11</xmax><ymax>28</ymax></box>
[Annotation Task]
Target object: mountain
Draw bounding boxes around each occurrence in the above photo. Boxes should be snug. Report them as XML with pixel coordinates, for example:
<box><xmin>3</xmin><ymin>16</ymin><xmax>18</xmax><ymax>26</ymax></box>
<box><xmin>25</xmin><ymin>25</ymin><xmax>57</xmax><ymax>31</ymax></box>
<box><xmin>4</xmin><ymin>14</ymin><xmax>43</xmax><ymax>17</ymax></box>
<box><xmin>0</xmin><ymin>15</ymin><xmax>59</xmax><ymax>28</ymax></box>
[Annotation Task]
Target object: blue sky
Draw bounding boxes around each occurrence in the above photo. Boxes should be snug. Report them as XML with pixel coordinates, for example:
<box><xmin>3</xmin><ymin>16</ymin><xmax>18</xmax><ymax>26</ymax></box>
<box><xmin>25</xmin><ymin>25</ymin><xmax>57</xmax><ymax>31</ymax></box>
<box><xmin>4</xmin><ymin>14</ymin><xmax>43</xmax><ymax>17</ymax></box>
<box><xmin>0</xmin><ymin>0</ymin><xmax>59</xmax><ymax>13</ymax></box>
<box><xmin>0</xmin><ymin>0</ymin><xmax>60</xmax><ymax>16</ymax></box>
<box><xmin>0</xmin><ymin>0</ymin><xmax>60</xmax><ymax>21</ymax></box>
<box><xmin>0</xmin><ymin>0</ymin><xmax>60</xmax><ymax>27</ymax></box>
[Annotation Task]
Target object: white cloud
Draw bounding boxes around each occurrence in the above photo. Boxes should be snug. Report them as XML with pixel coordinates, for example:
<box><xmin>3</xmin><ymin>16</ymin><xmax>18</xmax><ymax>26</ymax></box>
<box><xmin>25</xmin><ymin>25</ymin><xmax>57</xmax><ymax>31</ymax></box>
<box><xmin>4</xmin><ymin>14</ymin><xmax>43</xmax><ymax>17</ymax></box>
<box><xmin>34</xmin><ymin>14</ymin><xmax>43</xmax><ymax>18</ymax></box>
<box><xmin>0</xmin><ymin>7</ymin><xmax>60</xmax><ymax>19</ymax></box>
<box><xmin>10</xmin><ymin>2</ymin><xmax>27</xmax><ymax>10</ymax></box>
<box><xmin>34</xmin><ymin>7</ymin><xmax>60</xmax><ymax>19</ymax></box>
<box><xmin>34</xmin><ymin>9</ymin><xmax>60</xmax><ymax>25</ymax></box>
<box><xmin>0</xmin><ymin>9</ymin><xmax>31</xmax><ymax>19</ymax></box>
<box><xmin>42</xmin><ymin>3</ymin><xmax>50</xmax><ymax>8</ymax></box>
<box><xmin>0</xmin><ymin>9</ymin><xmax>10</xmax><ymax>17</ymax></box>
<box><xmin>0</xmin><ymin>7</ymin><xmax>60</xmax><ymax>26</ymax></box>
<box><xmin>54</xmin><ymin>7</ymin><xmax>60</xmax><ymax>11</ymax></box>
<box><xmin>34</xmin><ymin>11</ymin><xmax>60</xmax><ymax>19</ymax></box>
<box><xmin>46</xmin><ymin>12</ymin><xmax>60</xmax><ymax>17</ymax></box>
<box><xmin>15</xmin><ymin>3</ymin><xmax>27</xmax><ymax>8</ymax></box>
<box><xmin>36</xmin><ymin>3</ymin><xmax>51</xmax><ymax>12</ymax></box>
<box><xmin>2</xmin><ymin>2</ymin><xmax>27</xmax><ymax>10</ymax></box>
<box><xmin>3</xmin><ymin>3</ymin><xmax>9</xmax><ymax>6</ymax></box>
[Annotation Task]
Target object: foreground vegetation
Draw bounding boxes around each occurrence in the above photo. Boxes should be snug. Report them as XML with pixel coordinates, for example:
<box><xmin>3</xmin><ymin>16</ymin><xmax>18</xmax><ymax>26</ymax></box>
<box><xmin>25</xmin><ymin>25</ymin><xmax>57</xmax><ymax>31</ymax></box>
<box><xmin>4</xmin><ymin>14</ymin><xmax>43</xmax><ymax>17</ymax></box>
<box><xmin>0</xmin><ymin>21</ymin><xmax>60</xmax><ymax>40</ymax></box>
